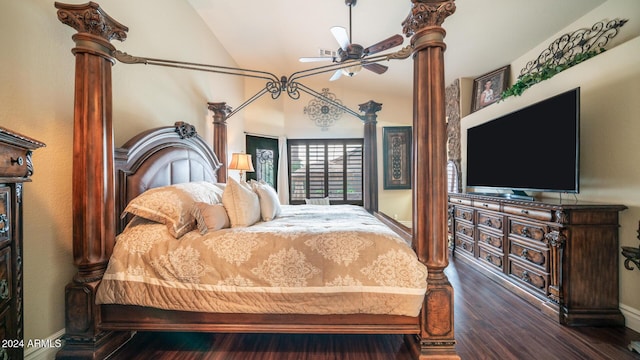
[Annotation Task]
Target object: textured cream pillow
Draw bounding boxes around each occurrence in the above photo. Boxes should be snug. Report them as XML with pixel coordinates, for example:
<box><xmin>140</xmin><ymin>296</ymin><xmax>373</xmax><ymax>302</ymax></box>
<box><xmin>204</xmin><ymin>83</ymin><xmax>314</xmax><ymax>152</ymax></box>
<box><xmin>191</xmin><ymin>202</ymin><xmax>230</xmax><ymax>234</ymax></box>
<box><xmin>305</xmin><ymin>197</ymin><xmax>330</xmax><ymax>205</ymax></box>
<box><xmin>123</xmin><ymin>181</ymin><xmax>224</xmax><ymax>238</ymax></box>
<box><xmin>252</xmin><ymin>180</ymin><xmax>282</xmax><ymax>221</ymax></box>
<box><xmin>222</xmin><ymin>178</ymin><xmax>261</xmax><ymax>227</ymax></box>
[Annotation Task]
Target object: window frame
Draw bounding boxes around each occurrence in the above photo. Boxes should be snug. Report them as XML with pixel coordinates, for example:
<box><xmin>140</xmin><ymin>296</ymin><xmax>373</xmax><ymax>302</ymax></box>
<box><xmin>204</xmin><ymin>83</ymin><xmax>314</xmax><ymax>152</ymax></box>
<box><xmin>287</xmin><ymin>138</ymin><xmax>364</xmax><ymax>206</ymax></box>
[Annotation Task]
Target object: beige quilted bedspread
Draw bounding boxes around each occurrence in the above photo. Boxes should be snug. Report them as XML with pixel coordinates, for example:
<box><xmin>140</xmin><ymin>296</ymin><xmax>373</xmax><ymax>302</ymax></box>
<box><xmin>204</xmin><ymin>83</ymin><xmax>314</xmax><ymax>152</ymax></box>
<box><xmin>96</xmin><ymin>205</ymin><xmax>428</xmax><ymax>316</ymax></box>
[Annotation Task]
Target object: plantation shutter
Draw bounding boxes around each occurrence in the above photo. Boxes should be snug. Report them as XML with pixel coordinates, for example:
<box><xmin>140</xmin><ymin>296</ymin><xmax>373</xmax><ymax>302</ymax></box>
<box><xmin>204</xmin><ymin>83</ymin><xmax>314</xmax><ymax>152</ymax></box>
<box><xmin>287</xmin><ymin>139</ymin><xmax>363</xmax><ymax>205</ymax></box>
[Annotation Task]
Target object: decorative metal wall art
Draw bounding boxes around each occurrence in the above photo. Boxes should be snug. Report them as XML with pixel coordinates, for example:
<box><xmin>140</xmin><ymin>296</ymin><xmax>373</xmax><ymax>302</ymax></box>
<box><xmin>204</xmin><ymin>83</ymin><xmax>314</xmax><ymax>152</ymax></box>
<box><xmin>303</xmin><ymin>88</ymin><xmax>345</xmax><ymax>131</ymax></box>
<box><xmin>383</xmin><ymin>126</ymin><xmax>412</xmax><ymax>190</ymax></box>
<box><xmin>520</xmin><ymin>18</ymin><xmax>627</xmax><ymax>77</ymax></box>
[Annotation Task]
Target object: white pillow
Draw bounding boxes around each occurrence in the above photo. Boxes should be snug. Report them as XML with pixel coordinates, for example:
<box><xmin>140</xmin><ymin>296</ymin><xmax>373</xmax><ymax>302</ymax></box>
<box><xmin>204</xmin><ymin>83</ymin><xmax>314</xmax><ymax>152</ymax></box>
<box><xmin>305</xmin><ymin>197</ymin><xmax>330</xmax><ymax>205</ymax></box>
<box><xmin>252</xmin><ymin>180</ymin><xmax>282</xmax><ymax>221</ymax></box>
<box><xmin>222</xmin><ymin>178</ymin><xmax>261</xmax><ymax>227</ymax></box>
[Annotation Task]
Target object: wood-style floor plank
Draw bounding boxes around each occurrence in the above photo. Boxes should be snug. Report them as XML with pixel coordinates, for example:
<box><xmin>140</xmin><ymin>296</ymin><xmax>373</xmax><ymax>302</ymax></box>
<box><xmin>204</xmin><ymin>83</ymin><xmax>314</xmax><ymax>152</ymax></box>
<box><xmin>109</xmin><ymin>256</ymin><xmax>640</xmax><ymax>359</ymax></box>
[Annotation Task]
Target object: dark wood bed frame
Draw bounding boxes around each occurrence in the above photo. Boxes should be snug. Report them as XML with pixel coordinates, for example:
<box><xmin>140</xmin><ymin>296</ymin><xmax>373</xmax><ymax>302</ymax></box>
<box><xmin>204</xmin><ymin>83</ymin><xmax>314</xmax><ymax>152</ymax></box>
<box><xmin>54</xmin><ymin>1</ymin><xmax>458</xmax><ymax>359</ymax></box>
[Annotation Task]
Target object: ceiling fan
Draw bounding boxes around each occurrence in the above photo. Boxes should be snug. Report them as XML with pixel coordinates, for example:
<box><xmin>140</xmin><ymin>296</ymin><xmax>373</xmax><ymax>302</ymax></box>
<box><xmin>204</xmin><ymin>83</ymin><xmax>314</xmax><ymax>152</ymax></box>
<box><xmin>299</xmin><ymin>0</ymin><xmax>404</xmax><ymax>81</ymax></box>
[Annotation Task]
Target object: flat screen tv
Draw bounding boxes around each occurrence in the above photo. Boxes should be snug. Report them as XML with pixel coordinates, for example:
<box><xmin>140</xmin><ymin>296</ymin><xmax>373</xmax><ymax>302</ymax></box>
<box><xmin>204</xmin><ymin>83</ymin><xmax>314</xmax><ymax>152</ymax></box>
<box><xmin>466</xmin><ymin>87</ymin><xmax>580</xmax><ymax>198</ymax></box>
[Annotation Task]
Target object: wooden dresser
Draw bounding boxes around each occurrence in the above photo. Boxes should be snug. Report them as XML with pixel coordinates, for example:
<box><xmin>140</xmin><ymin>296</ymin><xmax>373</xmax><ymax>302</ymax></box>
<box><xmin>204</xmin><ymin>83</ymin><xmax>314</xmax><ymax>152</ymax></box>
<box><xmin>0</xmin><ymin>127</ymin><xmax>44</xmax><ymax>359</ymax></box>
<box><xmin>448</xmin><ymin>192</ymin><xmax>626</xmax><ymax>326</ymax></box>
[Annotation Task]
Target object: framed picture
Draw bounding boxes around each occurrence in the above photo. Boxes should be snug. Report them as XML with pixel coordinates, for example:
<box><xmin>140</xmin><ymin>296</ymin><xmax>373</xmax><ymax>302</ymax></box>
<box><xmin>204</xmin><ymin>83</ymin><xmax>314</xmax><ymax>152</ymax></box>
<box><xmin>471</xmin><ymin>65</ymin><xmax>510</xmax><ymax>112</ymax></box>
<box><xmin>383</xmin><ymin>126</ymin><xmax>412</xmax><ymax>190</ymax></box>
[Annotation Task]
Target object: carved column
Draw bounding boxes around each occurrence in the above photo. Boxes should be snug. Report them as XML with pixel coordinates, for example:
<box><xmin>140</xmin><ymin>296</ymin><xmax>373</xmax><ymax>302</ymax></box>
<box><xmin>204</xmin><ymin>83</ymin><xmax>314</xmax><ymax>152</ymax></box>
<box><xmin>359</xmin><ymin>100</ymin><xmax>382</xmax><ymax>213</ymax></box>
<box><xmin>55</xmin><ymin>2</ymin><xmax>132</xmax><ymax>358</ymax></box>
<box><xmin>207</xmin><ymin>102</ymin><xmax>232</xmax><ymax>183</ymax></box>
<box><xmin>403</xmin><ymin>1</ymin><xmax>459</xmax><ymax>359</ymax></box>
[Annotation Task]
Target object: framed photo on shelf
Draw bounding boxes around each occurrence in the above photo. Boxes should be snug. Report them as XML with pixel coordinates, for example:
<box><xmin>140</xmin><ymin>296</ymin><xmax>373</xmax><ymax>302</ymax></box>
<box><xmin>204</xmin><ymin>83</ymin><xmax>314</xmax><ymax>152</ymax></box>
<box><xmin>383</xmin><ymin>126</ymin><xmax>412</xmax><ymax>190</ymax></box>
<box><xmin>471</xmin><ymin>65</ymin><xmax>510</xmax><ymax>112</ymax></box>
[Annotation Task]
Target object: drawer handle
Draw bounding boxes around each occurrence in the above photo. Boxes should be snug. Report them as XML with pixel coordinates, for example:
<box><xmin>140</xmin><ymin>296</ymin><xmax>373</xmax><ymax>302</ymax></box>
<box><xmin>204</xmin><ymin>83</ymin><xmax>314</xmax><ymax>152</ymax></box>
<box><xmin>520</xmin><ymin>249</ymin><xmax>529</xmax><ymax>259</ymax></box>
<box><xmin>521</xmin><ymin>209</ymin><xmax>529</xmax><ymax>215</ymax></box>
<box><xmin>521</xmin><ymin>227</ymin><xmax>531</xmax><ymax>238</ymax></box>
<box><xmin>0</xmin><ymin>279</ymin><xmax>8</xmax><ymax>300</ymax></box>
<box><xmin>485</xmin><ymin>254</ymin><xmax>492</xmax><ymax>262</ymax></box>
<box><xmin>11</xmin><ymin>156</ymin><xmax>24</xmax><ymax>166</ymax></box>
<box><xmin>485</xmin><ymin>236</ymin><xmax>492</xmax><ymax>244</ymax></box>
<box><xmin>521</xmin><ymin>271</ymin><xmax>531</xmax><ymax>283</ymax></box>
<box><xmin>0</xmin><ymin>214</ymin><xmax>8</xmax><ymax>236</ymax></box>
<box><xmin>482</xmin><ymin>203</ymin><xmax>489</xmax><ymax>207</ymax></box>
<box><xmin>484</xmin><ymin>219</ymin><xmax>493</xmax><ymax>226</ymax></box>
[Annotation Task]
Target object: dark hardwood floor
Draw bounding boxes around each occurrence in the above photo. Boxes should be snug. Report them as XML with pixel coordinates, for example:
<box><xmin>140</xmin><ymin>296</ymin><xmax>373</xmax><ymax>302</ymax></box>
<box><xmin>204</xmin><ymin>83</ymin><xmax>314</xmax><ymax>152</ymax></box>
<box><xmin>109</xmin><ymin>256</ymin><xmax>640</xmax><ymax>360</ymax></box>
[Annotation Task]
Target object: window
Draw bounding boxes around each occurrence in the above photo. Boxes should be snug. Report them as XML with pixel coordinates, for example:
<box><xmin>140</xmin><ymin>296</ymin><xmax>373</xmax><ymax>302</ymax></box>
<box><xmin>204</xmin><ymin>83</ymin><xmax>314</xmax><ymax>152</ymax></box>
<box><xmin>288</xmin><ymin>139</ymin><xmax>363</xmax><ymax>205</ymax></box>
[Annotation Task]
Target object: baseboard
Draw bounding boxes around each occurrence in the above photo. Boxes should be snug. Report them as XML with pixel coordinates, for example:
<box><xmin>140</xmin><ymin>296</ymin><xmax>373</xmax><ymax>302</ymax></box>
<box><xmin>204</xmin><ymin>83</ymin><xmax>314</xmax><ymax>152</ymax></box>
<box><xmin>24</xmin><ymin>328</ymin><xmax>65</xmax><ymax>360</ymax></box>
<box><xmin>620</xmin><ymin>303</ymin><xmax>640</xmax><ymax>333</ymax></box>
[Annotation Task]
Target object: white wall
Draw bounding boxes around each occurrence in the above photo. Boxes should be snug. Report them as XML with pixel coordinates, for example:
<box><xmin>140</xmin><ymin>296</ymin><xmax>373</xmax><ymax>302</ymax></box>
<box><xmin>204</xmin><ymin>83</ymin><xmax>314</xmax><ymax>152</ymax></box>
<box><xmin>460</xmin><ymin>0</ymin><xmax>640</xmax><ymax>330</ymax></box>
<box><xmin>0</xmin><ymin>0</ymin><xmax>244</xmax><ymax>351</ymax></box>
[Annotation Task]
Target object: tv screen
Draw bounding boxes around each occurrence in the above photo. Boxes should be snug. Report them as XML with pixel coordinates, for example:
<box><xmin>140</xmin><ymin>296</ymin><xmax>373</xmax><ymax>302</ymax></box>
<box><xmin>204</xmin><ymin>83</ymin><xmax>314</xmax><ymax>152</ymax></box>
<box><xmin>466</xmin><ymin>88</ymin><xmax>580</xmax><ymax>195</ymax></box>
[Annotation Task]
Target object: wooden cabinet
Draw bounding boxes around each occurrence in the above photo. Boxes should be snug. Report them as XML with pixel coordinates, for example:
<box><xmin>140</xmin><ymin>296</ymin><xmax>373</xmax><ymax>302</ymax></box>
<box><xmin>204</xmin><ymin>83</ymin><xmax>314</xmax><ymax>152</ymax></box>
<box><xmin>449</xmin><ymin>193</ymin><xmax>626</xmax><ymax>326</ymax></box>
<box><xmin>0</xmin><ymin>127</ymin><xmax>44</xmax><ymax>359</ymax></box>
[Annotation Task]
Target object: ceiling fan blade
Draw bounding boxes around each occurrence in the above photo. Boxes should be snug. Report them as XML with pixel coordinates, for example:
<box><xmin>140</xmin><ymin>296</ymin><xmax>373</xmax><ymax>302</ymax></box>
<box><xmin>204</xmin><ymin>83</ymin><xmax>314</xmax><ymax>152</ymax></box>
<box><xmin>329</xmin><ymin>69</ymin><xmax>343</xmax><ymax>81</ymax></box>
<box><xmin>299</xmin><ymin>57</ymin><xmax>333</xmax><ymax>63</ymax></box>
<box><xmin>363</xmin><ymin>34</ymin><xmax>404</xmax><ymax>56</ymax></box>
<box><xmin>330</xmin><ymin>26</ymin><xmax>350</xmax><ymax>51</ymax></box>
<box><xmin>363</xmin><ymin>62</ymin><xmax>388</xmax><ymax>74</ymax></box>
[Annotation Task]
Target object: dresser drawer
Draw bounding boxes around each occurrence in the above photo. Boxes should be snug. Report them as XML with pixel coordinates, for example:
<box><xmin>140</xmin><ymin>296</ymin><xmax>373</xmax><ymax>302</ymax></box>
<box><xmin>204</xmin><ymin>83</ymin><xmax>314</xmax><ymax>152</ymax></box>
<box><xmin>455</xmin><ymin>221</ymin><xmax>474</xmax><ymax>238</ymax></box>
<box><xmin>0</xmin><ymin>247</ymin><xmax>11</xmax><ymax>310</ymax></box>
<box><xmin>477</xmin><ymin>211</ymin><xmax>503</xmax><ymax>231</ymax></box>
<box><xmin>503</xmin><ymin>205</ymin><xmax>552</xmax><ymax>221</ymax></box>
<box><xmin>478</xmin><ymin>245</ymin><xmax>503</xmax><ymax>271</ymax></box>
<box><xmin>449</xmin><ymin>196</ymin><xmax>471</xmax><ymax>206</ymax></box>
<box><xmin>0</xmin><ymin>187</ymin><xmax>9</xmax><ymax>246</ymax></box>
<box><xmin>508</xmin><ymin>259</ymin><xmax>549</xmax><ymax>295</ymax></box>
<box><xmin>454</xmin><ymin>206</ymin><xmax>474</xmax><ymax>222</ymax></box>
<box><xmin>0</xmin><ymin>144</ymin><xmax>30</xmax><ymax>178</ymax></box>
<box><xmin>478</xmin><ymin>227</ymin><xmax>504</xmax><ymax>251</ymax></box>
<box><xmin>0</xmin><ymin>305</ymin><xmax>16</xmax><ymax>360</ymax></box>
<box><xmin>509</xmin><ymin>218</ymin><xmax>549</xmax><ymax>243</ymax></box>
<box><xmin>474</xmin><ymin>199</ymin><xmax>500</xmax><ymax>212</ymax></box>
<box><xmin>509</xmin><ymin>238</ymin><xmax>549</xmax><ymax>271</ymax></box>
<box><xmin>454</xmin><ymin>235</ymin><xmax>474</xmax><ymax>256</ymax></box>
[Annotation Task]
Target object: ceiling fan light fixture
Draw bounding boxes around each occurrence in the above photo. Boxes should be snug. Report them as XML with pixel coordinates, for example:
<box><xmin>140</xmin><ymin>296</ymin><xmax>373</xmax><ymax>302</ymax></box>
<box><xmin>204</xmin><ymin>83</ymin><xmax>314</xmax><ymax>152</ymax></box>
<box><xmin>342</xmin><ymin>63</ymin><xmax>362</xmax><ymax>77</ymax></box>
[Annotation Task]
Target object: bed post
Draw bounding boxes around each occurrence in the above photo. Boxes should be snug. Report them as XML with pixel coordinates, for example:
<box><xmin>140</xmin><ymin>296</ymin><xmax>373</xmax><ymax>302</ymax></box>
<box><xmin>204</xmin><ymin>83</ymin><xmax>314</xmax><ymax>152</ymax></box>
<box><xmin>403</xmin><ymin>1</ymin><xmax>459</xmax><ymax>359</ymax></box>
<box><xmin>208</xmin><ymin>102</ymin><xmax>232</xmax><ymax>183</ymax></box>
<box><xmin>360</xmin><ymin>100</ymin><xmax>382</xmax><ymax>213</ymax></box>
<box><xmin>55</xmin><ymin>2</ymin><xmax>132</xmax><ymax>358</ymax></box>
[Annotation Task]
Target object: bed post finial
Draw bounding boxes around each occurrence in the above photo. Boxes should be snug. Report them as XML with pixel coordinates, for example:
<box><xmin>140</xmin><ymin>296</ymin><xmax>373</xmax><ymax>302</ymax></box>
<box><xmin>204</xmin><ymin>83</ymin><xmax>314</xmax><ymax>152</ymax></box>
<box><xmin>55</xmin><ymin>2</ymin><xmax>133</xmax><ymax>358</ymax></box>
<box><xmin>402</xmin><ymin>1</ymin><xmax>460</xmax><ymax>359</ymax></box>
<box><xmin>359</xmin><ymin>100</ymin><xmax>382</xmax><ymax>213</ymax></box>
<box><xmin>208</xmin><ymin>102</ymin><xmax>233</xmax><ymax>183</ymax></box>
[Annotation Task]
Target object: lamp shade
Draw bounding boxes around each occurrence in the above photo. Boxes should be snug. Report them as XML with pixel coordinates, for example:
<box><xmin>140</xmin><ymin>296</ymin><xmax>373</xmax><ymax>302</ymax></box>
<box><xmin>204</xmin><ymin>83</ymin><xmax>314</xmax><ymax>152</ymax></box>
<box><xmin>229</xmin><ymin>153</ymin><xmax>255</xmax><ymax>172</ymax></box>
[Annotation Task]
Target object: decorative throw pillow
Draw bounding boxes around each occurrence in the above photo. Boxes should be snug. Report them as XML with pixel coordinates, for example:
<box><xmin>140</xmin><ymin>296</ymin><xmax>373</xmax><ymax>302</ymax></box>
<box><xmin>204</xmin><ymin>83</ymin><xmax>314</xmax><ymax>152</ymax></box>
<box><xmin>191</xmin><ymin>202</ymin><xmax>230</xmax><ymax>234</ymax></box>
<box><xmin>251</xmin><ymin>180</ymin><xmax>282</xmax><ymax>221</ymax></box>
<box><xmin>304</xmin><ymin>197</ymin><xmax>330</xmax><ymax>205</ymax></box>
<box><xmin>222</xmin><ymin>178</ymin><xmax>261</xmax><ymax>227</ymax></box>
<box><xmin>123</xmin><ymin>181</ymin><xmax>224</xmax><ymax>238</ymax></box>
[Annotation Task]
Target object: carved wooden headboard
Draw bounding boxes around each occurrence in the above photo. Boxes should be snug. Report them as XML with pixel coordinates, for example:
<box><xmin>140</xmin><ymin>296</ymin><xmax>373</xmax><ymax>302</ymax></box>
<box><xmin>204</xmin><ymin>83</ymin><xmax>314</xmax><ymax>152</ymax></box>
<box><xmin>114</xmin><ymin>122</ymin><xmax>222</xmax><ymax>234</ymax></box>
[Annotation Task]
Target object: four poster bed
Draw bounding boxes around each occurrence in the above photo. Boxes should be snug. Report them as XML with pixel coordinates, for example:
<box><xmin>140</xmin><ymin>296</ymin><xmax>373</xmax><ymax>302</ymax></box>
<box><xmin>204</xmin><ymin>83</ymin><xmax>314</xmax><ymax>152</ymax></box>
<box><xmin>54</xmin><ymin>1</ymin><xmax>458</xmax><ymax>359</ymax></box>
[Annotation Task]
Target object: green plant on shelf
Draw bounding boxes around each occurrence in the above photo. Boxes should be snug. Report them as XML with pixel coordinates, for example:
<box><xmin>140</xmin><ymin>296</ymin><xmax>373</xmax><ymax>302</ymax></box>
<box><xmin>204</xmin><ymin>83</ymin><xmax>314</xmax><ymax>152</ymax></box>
<box><xmin>500</xmin><ymin>48</ymin><xmax>605</xmax><ymax>100</ymax></box>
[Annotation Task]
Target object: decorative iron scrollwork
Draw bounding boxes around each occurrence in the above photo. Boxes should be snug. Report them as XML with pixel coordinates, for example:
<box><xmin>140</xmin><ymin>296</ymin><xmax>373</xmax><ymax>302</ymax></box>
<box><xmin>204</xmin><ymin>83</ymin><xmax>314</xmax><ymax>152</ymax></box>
<box><xmin>519</xmin><ymin>18</ymin><xmax>627</xmax><ymax>78</ymax></box>
<box><xmin>621</xmin><ymin>220</ymin><xmax>640</xmax><ymax>271</ymax></box>
<box><xmin>303</xmin><ymin>88</ymin><xmax>345</xmax><ymax>131</ymax></box>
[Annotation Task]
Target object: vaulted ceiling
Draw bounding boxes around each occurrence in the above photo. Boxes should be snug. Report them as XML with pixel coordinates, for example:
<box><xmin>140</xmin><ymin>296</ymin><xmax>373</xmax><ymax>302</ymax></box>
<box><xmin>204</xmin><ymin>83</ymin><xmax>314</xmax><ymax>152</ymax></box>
<box><xmin>187</xmin><ymin>0</ymin><xmax>606</xmax><ymax>98</ymax></box>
